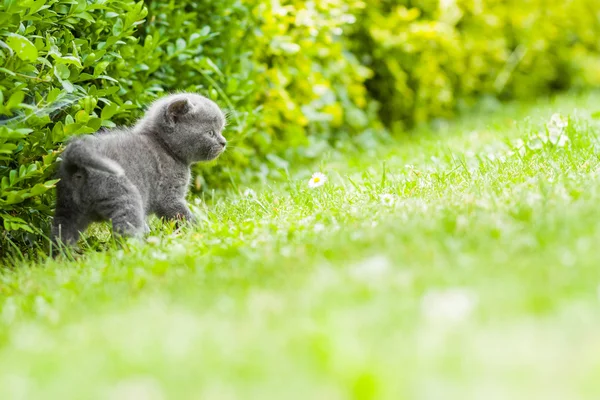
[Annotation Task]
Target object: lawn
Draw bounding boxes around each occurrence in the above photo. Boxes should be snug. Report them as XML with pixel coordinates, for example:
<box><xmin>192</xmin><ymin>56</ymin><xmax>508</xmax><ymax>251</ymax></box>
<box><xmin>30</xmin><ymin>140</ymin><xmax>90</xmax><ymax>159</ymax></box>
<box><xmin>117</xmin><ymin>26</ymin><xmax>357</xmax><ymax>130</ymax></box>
<box><xmin>2</xmin><ymin>92</ymin><xmax>600</xmax><ymax>399</ymax></box>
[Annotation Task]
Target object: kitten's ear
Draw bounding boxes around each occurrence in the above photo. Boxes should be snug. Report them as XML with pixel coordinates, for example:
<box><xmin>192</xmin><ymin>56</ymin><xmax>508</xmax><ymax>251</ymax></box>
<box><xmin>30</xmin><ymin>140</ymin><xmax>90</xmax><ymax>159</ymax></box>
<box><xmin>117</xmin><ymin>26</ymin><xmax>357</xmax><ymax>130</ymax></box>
<box><xmin>166</xmin><ymin>98</ymin><xmax>191</xmax><ymax>124</ymax></box>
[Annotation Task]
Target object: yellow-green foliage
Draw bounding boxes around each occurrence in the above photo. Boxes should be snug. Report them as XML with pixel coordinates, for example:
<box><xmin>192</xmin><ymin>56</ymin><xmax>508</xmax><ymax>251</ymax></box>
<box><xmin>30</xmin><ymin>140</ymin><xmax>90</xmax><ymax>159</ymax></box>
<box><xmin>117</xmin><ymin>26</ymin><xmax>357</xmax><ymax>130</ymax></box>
<box><xmin>352</xmin><ymin>0</ymin><xmax>600</xmax><ymax>130</ymax></box>
<box><xmin>250</xmin><ymin>1</ymin><xmax>375</xmax><ymax>147</ymax></box>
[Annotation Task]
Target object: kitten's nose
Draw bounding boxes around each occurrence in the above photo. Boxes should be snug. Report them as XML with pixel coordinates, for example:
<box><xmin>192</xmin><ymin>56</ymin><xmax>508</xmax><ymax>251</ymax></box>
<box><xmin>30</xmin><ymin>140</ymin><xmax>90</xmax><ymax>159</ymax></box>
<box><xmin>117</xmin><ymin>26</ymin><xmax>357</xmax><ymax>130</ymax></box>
<box><xmin>219</xmin><ymin>136</ymin><xmax>227</xmax><ymax>147</ymax></box>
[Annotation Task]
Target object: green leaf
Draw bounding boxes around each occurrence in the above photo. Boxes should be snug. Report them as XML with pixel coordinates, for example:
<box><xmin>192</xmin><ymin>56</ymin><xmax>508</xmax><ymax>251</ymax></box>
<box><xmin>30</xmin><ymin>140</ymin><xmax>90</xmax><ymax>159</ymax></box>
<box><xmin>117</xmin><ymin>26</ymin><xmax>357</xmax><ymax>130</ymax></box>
<box><xmin>9</xmin><ymin>170</ymin><xmax>17</xmax><ymax>185</ymax></box>
<box><xmin>29</xmin><ymin>183</ymin><xmax>50</xmax><ymax>196</ymax></box>
<box><xmin>101</xmin><ymin>102</ymin><xmax>119</xmax><ymax>119</ymax></box>
<box><xmin>75</xmin><ymin>110</ymin><xmax>89</xmax><ymax>123</ymax></box>
<box><xmin>87</xmin><ymin>117</ymin><xmax>102</xmax><ymax>131</ymax></box>
<box><xmin>54</xmin><ymin>64</ymin><xmax>70</xmax><ymax>80</ymax></box>
<box><xmin>51</xmin><ymin>122</ymin><xmax>65</xmax><ymax>142</ymax></box>
<box><xmin>6</xmin><ymin>34</ymin><xmax>38</xmax><ymax>62</ymax></box>
<box><xmin>6</xmin><ymin>91</ymin><xmax>25</xmax><ymax>111</ymax></box>
<box><xmin>46</xmin><ymin>87</ymin><xmax>61</xmax><ymax>103</ymax></box>
<box><xmin>199</xmin><ymin>26</ymin><xmax>211</xmax><ymax>37</ymax></box>
<box><xmin>44</xmin><ymin>179</ymin><xmax>60</xmax><ymax>187</ymax></box>
<box><xmin>61</xmin><ymin>79</ymin><xmax>75</xmax><ymax>93</ymax></box>
<box><xmin>0</xmin><ymin>143</ymin><xmax>18</xmax><ymax>154</ymax></box>
<box><xmin>112</xmin><ymin>18</ymin><xmax>123</xmax><ymax>36</ymax></box>
<box><xmin>28</xmin><ymin>0</ymin><xmax>47</xmax><ymax>15</ymax></box>
<box><xmin>0</xmin><ymin>127</ymin><xmax>31</xmax><ymax>140</ymax></box>
<box><xmin>93</xmin><ymin>61</ymin><xmax>110</xmax><ymax>76</ymax></box>
<box><xmin>56</xmin><ymin>55</ymin><xmax>83</xmax><ymax>68</ymax></box>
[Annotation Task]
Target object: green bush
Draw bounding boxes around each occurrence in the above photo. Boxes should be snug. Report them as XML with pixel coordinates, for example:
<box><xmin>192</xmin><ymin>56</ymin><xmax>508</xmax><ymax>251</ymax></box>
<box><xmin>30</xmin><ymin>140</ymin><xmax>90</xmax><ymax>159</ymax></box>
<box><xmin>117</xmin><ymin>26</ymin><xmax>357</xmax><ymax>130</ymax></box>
<box><xmin>351</xmin><ymin>0</ymin><xmax>600</xmax><ymax>131</ymax></box>
<box><xmin>0</xmin><ymin>0</ymin><xmax>378</xmax><ymax>254</ymax></box>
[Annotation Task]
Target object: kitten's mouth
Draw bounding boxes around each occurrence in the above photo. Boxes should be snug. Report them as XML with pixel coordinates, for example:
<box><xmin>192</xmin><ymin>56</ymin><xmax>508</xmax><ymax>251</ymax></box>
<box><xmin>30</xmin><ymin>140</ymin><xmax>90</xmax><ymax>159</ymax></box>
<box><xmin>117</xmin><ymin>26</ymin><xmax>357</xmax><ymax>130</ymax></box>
<box><xmin>207</xmin><ymin>145</ymin><xmax>225</xmax><ymax>160</ymax></box>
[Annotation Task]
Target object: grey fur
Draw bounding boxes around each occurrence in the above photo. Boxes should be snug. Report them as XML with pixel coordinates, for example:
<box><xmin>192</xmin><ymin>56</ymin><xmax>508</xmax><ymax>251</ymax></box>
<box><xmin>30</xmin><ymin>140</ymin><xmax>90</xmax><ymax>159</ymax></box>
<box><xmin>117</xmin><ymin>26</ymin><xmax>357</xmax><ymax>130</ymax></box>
<box><xmin>51</xmin><ymin>92</ymin><xmax>227</xmax><ymax>249</ymax></box>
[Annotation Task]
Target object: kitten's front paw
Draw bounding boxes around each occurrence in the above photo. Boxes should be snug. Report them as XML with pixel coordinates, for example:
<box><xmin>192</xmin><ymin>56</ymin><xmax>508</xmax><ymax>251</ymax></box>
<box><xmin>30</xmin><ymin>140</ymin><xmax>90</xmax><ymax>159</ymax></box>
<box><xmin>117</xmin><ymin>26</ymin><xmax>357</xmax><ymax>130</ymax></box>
<box><xmin>173</xmin><ymin>211</ymin><xmax>196</xmax><ymax>228</ymax></box>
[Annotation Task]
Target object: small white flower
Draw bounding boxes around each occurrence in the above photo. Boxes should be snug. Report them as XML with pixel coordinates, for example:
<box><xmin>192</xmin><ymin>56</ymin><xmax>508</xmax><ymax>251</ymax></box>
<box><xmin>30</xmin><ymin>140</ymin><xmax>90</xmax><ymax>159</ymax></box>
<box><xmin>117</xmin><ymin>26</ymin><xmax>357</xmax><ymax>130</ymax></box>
<box><xmin>146</xmin><ymin>236</ymin><xmax>160</xmax><ymax>245</ymax></box>
<box><xmin>169</xmin><ymin>243</ymin><xmax>187</xmax><ymax>256</ymax></box>
<box><xmin>379</xmin><ymin>193</ymin><xmax>395</xmax><ymax>206</ymax></box>
<box><xmin>242</xmin><ymin>188</ymin><xmax>256</xmax><ymax>198</ymax></box>
<box><xmin>308</xmin><ymin>172</ymin><xmax>327</xmax><ymax>188</ymax></box>
<box><xmin>511</xmin><ymin>138</ymin><xmax>527</xmax><ymax>156</ymax></box>
<box><xmin>299</xmin><ymin>215</ymin><xmax>315</xmax><ymax>226</ymax></box>
<box><xmin>527</xmin><ymin>137</ymin><xmax>544</xmax><ymax>150</ymax></box>
<box><xmin>546</xmin><ymin>113</ymin><xmax>569</xmax><ymax>147</ymax></box>
<box><xmin>548</xmin><ymin>128</ymin><xmax>569</xmax><ymax>147</ymax></box>
<box><xmin>549</xmin><ymin>113</ymin><xmax>568</xmax><ymax>129</ymax></box>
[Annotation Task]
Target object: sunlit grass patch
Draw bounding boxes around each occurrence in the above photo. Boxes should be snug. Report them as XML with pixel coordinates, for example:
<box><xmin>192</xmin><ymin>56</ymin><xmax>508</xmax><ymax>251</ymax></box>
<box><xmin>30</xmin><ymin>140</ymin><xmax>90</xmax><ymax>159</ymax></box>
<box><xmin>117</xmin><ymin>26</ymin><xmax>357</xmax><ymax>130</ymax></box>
<box><xmin>2</xmin><ymin>92</ymin><xmax>600</xmax><ymax>399</ymax></box>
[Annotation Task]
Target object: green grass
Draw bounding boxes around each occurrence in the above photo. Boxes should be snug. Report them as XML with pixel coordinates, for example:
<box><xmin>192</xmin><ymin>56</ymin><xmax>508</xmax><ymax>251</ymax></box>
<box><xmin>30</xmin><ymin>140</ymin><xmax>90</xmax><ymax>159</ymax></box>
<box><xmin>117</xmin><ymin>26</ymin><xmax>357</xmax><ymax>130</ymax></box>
<box><xmin>3</xmin><ymin>92</ymin><xmax>600</xmax><ymax>399</ymax></box>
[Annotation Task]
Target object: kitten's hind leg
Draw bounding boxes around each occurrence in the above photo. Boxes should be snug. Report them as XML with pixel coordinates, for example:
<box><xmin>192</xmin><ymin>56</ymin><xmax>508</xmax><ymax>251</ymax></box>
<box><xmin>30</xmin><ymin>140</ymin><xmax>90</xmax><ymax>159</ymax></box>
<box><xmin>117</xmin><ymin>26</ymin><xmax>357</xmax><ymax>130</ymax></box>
<box><xmin>51</xmin><ymin>183</ymin><xmax>90</xmax><ymax>254</ymax></box>
<box><xmin>91</xmin><ymin>177</ymin><xmax>146</xmax><ymax>239</ymax></box>
<box><xmin>51</xmin><ymin>212</ymin><xmax>89</xmax><ymax>249</ymax></box>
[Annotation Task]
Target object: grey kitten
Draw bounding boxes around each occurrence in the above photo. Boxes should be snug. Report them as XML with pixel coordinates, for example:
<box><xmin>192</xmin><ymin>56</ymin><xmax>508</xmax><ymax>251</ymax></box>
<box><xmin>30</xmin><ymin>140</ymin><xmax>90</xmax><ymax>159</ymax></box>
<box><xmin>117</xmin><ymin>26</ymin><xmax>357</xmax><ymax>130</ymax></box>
<box><xmin>51</xmin><ymin>92</ymin><xmax>227</xmax><ymax>249</ymax></box>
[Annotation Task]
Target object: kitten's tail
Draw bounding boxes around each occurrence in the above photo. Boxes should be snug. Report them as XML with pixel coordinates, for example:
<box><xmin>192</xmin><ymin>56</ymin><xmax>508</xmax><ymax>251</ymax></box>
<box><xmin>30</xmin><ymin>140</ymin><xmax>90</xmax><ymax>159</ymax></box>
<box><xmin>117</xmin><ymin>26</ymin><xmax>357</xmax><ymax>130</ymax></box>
<box><xmin>60</xmin><ymin>138</ymin><xmax>124</xmax><ymax>177</ymax></box>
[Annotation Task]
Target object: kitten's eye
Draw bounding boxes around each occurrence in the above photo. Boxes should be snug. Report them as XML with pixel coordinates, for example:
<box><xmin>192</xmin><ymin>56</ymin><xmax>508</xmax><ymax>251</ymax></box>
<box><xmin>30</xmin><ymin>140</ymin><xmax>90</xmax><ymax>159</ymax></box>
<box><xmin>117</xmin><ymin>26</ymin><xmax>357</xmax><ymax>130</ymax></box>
<box><xmin>208</xmin><ymin>130</ymin><xmax>216</xmax><ymax>138</ymax></box>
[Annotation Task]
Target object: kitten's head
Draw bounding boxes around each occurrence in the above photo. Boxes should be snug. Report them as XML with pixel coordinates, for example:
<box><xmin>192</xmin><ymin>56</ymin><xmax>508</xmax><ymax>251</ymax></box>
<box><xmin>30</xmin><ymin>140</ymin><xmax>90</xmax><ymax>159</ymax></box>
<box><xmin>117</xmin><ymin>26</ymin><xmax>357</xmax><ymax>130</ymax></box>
<box><xmin>143</xmin><ymin>92</ymin><xmax>227</xmax><ymax>164</ymax></box>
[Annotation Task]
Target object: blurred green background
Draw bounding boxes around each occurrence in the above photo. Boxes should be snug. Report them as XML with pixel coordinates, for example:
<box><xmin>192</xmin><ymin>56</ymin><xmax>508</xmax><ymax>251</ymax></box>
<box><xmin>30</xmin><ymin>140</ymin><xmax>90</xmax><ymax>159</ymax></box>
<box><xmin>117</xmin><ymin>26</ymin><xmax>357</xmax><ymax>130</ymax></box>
<box><xmin>1</xmin><ymin>0</ymin><xmax>599</xmax><ymax>252</ymax></box>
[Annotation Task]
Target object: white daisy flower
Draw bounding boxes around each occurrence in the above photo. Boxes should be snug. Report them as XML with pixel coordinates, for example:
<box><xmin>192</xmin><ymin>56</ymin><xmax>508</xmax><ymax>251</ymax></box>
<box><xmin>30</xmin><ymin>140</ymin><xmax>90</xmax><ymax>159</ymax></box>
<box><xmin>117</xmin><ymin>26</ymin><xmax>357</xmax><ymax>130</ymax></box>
<box><xmin>555</xmin><ymin>134</ymin><xmax>569</xmax><ymax>147</ymax></box>
<box><xmin>308</xmin><ymin>172</ymin><xmax>327</xmax><ymax>188</ymax></box>
<box><xmin>548</xmin><ymin>128</ymin><xmax>569</xmax><ymax>147</ymax></box>
<box><xmin>379</xmin><ymin>193</ymin><xmax>395</xmax><ymax>206</ymax></box>
<box><xmin>242</xmin><ymin>188</ymin><xmax>256</xmax><ymax>198</ymax></box>
<box><xmin>146</xmin><ymin>236</ymin><xmax>160</xmax><ymax>245</ymax></box>
<box><xmin>527</xmin><ymin>136</ymin><xmax>544</xmax><ymax>150</ymax></box>
<box><xmin>546</xmin><ymin>113</ymin><xmax>569</xmax><ymax>147</ymax></box>
<box><xmin>549</xmin><ymin>113</ymin><xmax>568</xmax><ymax>129</ymax></box>
<box><xmin>299</xmin><ymin>215</ymin><xmax>316</xmax><ymax>226</ymax></box>
<box><xmin>512</xmin><ymin>138</ymin><xmax>527</xmax><ymax>156</ymax></box>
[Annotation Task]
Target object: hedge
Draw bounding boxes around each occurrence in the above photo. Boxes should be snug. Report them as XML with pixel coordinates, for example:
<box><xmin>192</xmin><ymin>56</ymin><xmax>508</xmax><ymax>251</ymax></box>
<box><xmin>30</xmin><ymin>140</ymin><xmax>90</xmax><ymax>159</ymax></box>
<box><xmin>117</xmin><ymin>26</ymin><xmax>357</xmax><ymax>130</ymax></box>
<box><xmin>1</xmin><ymin>0</ymin><xmax>599</xmax><ymax>255</ymax></box>
<box><xmin>351</xmin><ymin>0</ymin><xmax>600</xmax><ymax>130</ymax></box>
